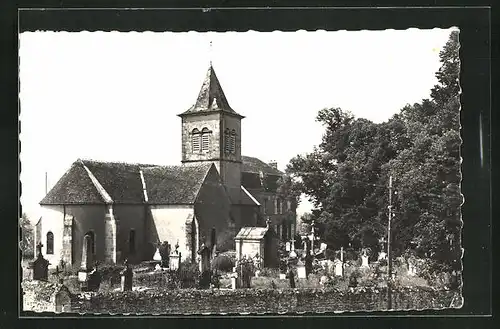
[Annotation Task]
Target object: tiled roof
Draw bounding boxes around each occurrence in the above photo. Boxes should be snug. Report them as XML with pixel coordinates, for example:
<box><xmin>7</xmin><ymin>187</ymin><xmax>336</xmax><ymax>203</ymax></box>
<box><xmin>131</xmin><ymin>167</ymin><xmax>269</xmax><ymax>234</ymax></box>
<box><xmin>40</xmin><ymin>160</ymin><xmax>212</xmax><ymax>205</ymax></box>
<box><xmin>40</xmin><ymin>161</ymin><xmax>105</xmax><ymax>204</ymax></box>
<box><xmin>179</xmin><ymin>65</ymin><xmax>244</xmax><ymax>118</ymax></box>
<box><xmin>82</xmin><ymin>160</ymin><xmax>154</xmax><ymax>204</ymax></box>
<box><xmin>241</xmin><ymin>172</ymin><xmax>263</xmax><ymax>189</ymax></box>
<box><xmin>142</xmin><ymin>163</ymin><xmax>212</xmax><ymax>204</ymax></box>
<box><xmin>234</xmin><ymin>226</ymin><xmax>269</xmax><ymax>240</ymax></box>
<box><xmin>241</xmin><ymin>156</ymin><xmax>283</xmax><ymax>175</ymax></box>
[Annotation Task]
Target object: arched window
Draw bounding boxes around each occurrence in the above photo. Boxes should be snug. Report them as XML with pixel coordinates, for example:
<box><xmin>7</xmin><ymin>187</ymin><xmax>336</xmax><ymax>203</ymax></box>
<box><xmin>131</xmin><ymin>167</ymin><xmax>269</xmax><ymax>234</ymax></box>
<box><xmin>191</xmin><ymin>128</ymin><xmax>201</xmax><ymax>152</ymax></box>
<box><xmin>85</xmin><ymin>231</ymin><xmax>95</xmax><ymax>255</ymax></box>
<box><xmin>201</xmin><ymin>127</ymin><xmax>211</xmax><ymax>151</ymax></box>
<box><xmin>230</xmin><ymin>129</ymin><xmax>236</xmax><ymax>154</ymax></box>
<box><xmin>129</xmin><ymin>229</ymin><xmax>136</xmax><ymax>254</ymax></box>
<box><xmin>224</xmin><ymin>128</ymin><xmax>231</xmax><ymax>153</ymax></box>
<box><xmin>46</xmin><ymin>231</ymin><xmax>54</xmax><ymax>254</ymax></box>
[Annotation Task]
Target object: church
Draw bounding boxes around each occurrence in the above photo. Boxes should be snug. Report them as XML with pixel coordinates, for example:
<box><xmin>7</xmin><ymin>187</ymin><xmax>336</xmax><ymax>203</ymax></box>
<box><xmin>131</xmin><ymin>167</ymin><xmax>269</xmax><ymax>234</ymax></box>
<box><xmin>35</xmin><ymin>65</ymin><xmax>297</xmax><ymax>268</ymax></box>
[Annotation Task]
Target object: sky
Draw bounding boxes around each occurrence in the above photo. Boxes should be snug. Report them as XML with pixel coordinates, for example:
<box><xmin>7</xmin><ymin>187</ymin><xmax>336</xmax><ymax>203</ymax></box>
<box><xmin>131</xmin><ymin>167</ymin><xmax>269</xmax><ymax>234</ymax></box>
<box><xmin>19</xmin><ymin>29</ymin><xmax>456</xmax><ymax>222</ymax></box>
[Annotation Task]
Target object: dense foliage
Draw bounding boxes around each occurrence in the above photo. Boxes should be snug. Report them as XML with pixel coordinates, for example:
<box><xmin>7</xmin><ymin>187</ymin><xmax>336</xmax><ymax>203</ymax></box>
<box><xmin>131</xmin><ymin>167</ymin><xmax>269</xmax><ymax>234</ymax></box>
<box><xmin>286</xmin><ymin>31</ymin><xmax>461</xmax><ymax>273</ymax></box>
<box><xmin>20</xmin><ymin>213</ymin><xmax>34</xmax><ymax>258</ymax></box>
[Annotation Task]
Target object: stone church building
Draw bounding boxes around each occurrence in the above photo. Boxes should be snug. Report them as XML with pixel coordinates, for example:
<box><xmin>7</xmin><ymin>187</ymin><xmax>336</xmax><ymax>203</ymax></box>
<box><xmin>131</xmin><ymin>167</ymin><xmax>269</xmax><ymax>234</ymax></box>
<box><xmin>36</xmin><ymin>65</ymin><xmax>297</xmax><ymax>268</ymax></box>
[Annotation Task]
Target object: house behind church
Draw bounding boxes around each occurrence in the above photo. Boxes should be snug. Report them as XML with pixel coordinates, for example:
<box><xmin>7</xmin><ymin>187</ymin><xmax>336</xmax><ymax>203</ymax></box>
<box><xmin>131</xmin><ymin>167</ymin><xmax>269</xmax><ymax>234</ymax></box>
<box><xmin>35</xmin><ymin>65</ymin><xmax>297</xmax><ymax>268</ymax></box>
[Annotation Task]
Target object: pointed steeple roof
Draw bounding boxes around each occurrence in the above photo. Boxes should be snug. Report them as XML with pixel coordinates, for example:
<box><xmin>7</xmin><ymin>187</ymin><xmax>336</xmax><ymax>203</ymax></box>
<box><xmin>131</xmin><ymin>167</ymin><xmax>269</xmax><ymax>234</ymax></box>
<box><xmin>179</xmin><ymin>65</ymin><xmax>244</xmax><ymax>118</ymax></box>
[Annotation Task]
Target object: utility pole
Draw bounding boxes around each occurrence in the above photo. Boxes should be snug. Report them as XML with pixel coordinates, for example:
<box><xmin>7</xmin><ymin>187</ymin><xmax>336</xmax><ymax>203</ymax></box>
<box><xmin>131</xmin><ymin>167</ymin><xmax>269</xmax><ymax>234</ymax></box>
<box><xmin>45</xmin><ymin>171</ymin><xmax>48</xmax><ymax>194</ymax></box>
<box><xmin>387</xmin><ymin>175</ymin><xmax>393</xmax><ymax>310</ymax></box>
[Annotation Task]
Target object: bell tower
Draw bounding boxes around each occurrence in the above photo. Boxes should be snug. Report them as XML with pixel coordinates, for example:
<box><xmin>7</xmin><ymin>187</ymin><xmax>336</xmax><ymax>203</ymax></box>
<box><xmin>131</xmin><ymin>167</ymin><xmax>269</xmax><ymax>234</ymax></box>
<box><xmin>178</xmin><ymin>65</ymin><xmax>245</xmax><ymax>204</ymax></box>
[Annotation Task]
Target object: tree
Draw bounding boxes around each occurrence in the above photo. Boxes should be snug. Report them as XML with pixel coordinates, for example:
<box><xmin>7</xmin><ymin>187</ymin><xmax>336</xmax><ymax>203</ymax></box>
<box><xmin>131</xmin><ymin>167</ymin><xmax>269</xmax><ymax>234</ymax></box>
<box><xmin>286</xmin><ymin>30</ymin><xmax>461</xmax><ymax>272</ymax></box>
<box><xmin>19</xmin><ymin>213</ymin><xmax>34</xmax><ymax>258</ymax></box>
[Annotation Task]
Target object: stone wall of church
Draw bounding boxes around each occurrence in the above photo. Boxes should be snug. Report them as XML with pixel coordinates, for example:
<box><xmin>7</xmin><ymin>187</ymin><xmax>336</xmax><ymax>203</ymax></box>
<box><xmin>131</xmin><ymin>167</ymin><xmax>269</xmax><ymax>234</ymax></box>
<box><xmin>181</xmin><ymin>113</ymin><xmax>221</xmax><ymax>163</ymax></box>
<box><xmin>148</xmin><ymin>205</ymin><xmax>194</xmax><ymax>261</ymax></box>
<box><xmin>40</xmin><ymin>205</ymin><xmax>106</xmax><ymax>269</ymax></box>
<box><xmin>195</xmin><ymin>165</ymin><xmax>233</xmax><ymax>252</ymax></box>
<box><xmin>113</xmin><ymin>205</ymin><xmax>147</xmax><ymax>264</ymax></box>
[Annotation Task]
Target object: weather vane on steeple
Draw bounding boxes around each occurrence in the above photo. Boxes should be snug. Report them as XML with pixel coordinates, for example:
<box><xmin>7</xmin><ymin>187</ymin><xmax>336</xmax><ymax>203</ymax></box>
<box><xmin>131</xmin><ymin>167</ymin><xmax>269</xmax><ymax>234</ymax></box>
<box><xmin>209</xmin><ymin>40</ymin><xmax>213</xmax><ymax>66</ymax></box>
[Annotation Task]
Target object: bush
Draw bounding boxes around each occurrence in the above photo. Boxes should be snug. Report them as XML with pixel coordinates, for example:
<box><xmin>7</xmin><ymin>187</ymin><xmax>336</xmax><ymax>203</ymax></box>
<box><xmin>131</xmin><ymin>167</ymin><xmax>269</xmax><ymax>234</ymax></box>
<box><xmin>212</xmin><ymin>254</ymin><xmax>235</xmax><ymax>272</ymax></box>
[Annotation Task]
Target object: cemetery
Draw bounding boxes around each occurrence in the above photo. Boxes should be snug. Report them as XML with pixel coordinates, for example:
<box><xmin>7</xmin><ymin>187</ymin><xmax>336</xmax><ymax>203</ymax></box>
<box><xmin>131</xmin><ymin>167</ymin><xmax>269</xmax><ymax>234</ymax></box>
<box><xmin>22</xmin><ymin>231</ymin><xmax>462</xmax><ymax>314</ymax></box>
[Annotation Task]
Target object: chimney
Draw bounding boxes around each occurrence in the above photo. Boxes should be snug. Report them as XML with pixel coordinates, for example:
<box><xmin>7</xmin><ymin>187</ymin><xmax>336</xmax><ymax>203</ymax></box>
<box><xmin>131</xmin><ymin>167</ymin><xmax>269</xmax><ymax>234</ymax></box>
<box><xmin>268</xmin><ymin>160</ymin><xmax>278</xmax><ymax>169</ymax></box>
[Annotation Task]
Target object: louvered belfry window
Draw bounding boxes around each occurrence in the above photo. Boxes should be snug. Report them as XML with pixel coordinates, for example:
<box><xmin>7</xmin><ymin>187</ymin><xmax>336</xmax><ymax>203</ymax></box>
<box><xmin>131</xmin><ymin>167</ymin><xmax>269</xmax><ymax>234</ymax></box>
<box><xmin>201</xmin><ymin>127</ymin><xmax>211</xmax><ymax>151</ymax></box>
<box><xmin>192</xmin><ymin>128</ymin><xmax>201</xmax><ymax>152</ymax></box>
<box><xmin>230</xmin><ymin>129</ymin><xmax>236</xmax><ymax>154</ymax></box>
<box><xmin>224</xmin><ymin>128</ymin><xmax>231</xmax><ymax>153</ymax></box>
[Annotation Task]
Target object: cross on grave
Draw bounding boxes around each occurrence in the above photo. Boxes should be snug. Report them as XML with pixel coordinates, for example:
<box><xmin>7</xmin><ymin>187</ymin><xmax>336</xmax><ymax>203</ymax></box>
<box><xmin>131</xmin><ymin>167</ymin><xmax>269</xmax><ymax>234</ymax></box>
<box><xmin>36</xmin><ymin>242</ymin><xmax>43</xmax><ymax>258</ymax></box>
<box><xmin>52</xmin><ymin>265</ymin><xmax>64</xmax><ymax>284</ymax></box>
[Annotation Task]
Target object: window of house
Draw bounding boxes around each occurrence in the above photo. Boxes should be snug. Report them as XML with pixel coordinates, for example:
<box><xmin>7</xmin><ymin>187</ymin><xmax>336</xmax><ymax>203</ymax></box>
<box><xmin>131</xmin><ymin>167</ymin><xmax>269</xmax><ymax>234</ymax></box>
<box><xmin>201</xmin><ymin>127</ymin><xmax>211</xmax><ymax>151</ymax></box>
<box><xmin>191</xmin><ymin>128</ymin><xmax>201</xmax><ymax>152</ymax></box>
<box><xmin>46</xmin><ymin>231</ymin><xmax>54</xmax><ymax>254</ymax></box>
<box><xmin>263</xmin><ymin>198</ymin><xmax>268</xmax><ymax>214</ymax></box>
<box><xmin>230</xmin><ymin>129</ymin><xmax>236</xmax><ymax>154</ymax></box>
<box><xmin>276</xmin><ymin>198</ymin><xmax>282</xmax><ymax>214</ymax></box>
<box><xmin>129</xmin><ymin>229</ymin><xmax>136</xmax><ymax>254</ymax></box>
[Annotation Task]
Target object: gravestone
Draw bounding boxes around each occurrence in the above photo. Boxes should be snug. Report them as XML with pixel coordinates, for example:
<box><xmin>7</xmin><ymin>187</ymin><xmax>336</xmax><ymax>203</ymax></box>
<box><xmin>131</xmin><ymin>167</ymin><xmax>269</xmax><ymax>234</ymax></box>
<box><xmin>360</xmin><ymin>248</ymin><xmax>370</xmax><ymax>268</ymax></box>
<box><xmin>288</xmin><ymin>267</ymin><xmax>296</xmax><ymax>288</ymax></box>
<box><xmin>326</xmin><ymin>259</ymin><xmax>335</xmax><ymax>275</ymax></box>
<box><xmin>320</xmin><ymin>275</ymin><xmax>329</xmax><ymax>286</ymax></box>
<box><xmin>153</xmin><ymin>247</ymin><xmax>162</xmax><ymax>262</ymax></box>
<box><xmin>169</xmin><ymin>242</ymin><xmax>181</xmax><ymax>271</ymax></box>
<box><xmin>320</xmin><ymin>243</ymin><xmax>327</xmax><ymax>252</ymax></box>
<box><xmin>296</xmin><ymin>260</ymin><xmax>307</xmax><ymax>279</ymax></box>
<box><xmin>159</xmin><ymin>241</ymin><xmax>170</xmax><ymax>268</ymax></box>
<box><xmin>304</xmin><ymin>253</ymin><xmax>313</xmax><ymax>278</ymax></box>
<box><xmin>230</xmin><ymin>268</ymin><xmax>239</xmax><ymax>289</ymax></box>
<box><xmin>378</xmin><ymin>251</ymin><xmax>387</xmax><ymax>261</ymax></box>
<box><xmin>285</xmin><ymin>242</ymin><xmax>291</xmax><ymax>252</ymax></box>
<box><xmin>407</xmin><ymin>257</ymin><xmax>417</xmax><ymax>276</ymax></box>
<box><xmin>120</xmin><ymin>260</ymin><xmax>133</xmax><ymax>291</ymax></box>
<box><xmin>361</xmin><ymin>254</ymin><xmax>369</xmax><ymax>268</ymax></box>
<box><xmin>87</xmin><ymin>264</ymin><xmax>102</xmax><ymax>292</ymax></box>
<box><xmin>253</xmin><ymin>254</ymin><xmax>262</xmax><ymax>270</ymax></box>
<box><xmin>78</xmin><ymin>234</ymin><xmax>94</xmax><ymax>289</ymax></box>
<box><xmin>334</xmin><ymin>259</ymin><xmax>344</xmax><ymax>277</ymax></box>
<box><xmin>54</xmin><ymin>284</ymin><xmax>72</xmax><ymax>313</ymax></box>
<box><xmin>279</xmin><ymin>273</ymin><xmax>286</xmax><ymax>280</ymax></box>
<box><xmin>198</xmin><ymin>244</ymin><xmax>211</xmax><ymax>289</ymax></box>
<box><xmin>33</xmin><ymin>242</ymin><xmax>49</xmax><ymax>281</ymax></box>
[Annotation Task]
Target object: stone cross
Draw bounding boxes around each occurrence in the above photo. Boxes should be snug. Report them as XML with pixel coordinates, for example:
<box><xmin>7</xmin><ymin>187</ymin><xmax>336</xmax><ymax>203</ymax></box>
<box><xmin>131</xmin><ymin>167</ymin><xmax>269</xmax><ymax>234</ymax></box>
<box><xmin>121</xmin><ymin>259</ymin><xmax>133</xmax><ymax>291</ymax></box>
<box><xmin>52</xmin><ymin>265</ymin><xmax>64</xmax><ymax>284</ymax></box>
<box><xmin>32</xmin><ymin>250</ymin><xmax>49</xmax><ymax>281</ymax></box>
<box><xmin>36</xmin><ymin>242</ymin><xmax>43</xmax><ymax>258</ymax></box>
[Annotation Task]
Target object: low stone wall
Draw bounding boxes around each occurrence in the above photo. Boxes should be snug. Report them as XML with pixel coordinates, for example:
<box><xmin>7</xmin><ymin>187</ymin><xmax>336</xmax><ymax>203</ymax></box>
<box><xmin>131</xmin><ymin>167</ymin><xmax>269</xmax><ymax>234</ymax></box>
<box><xmin>22</xmin><ymin>281</ymin><xmax>70</xmax><ymax>313</ymax></box>
<box><xmin>70</xmin><ymin>287</ymin><xmax>461</xmax><ymax>315</ymax></box>
<box><xmin>22</xmin><ymin>280</ymin><xmax>461</xmax><ymax>315</ymax></box>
